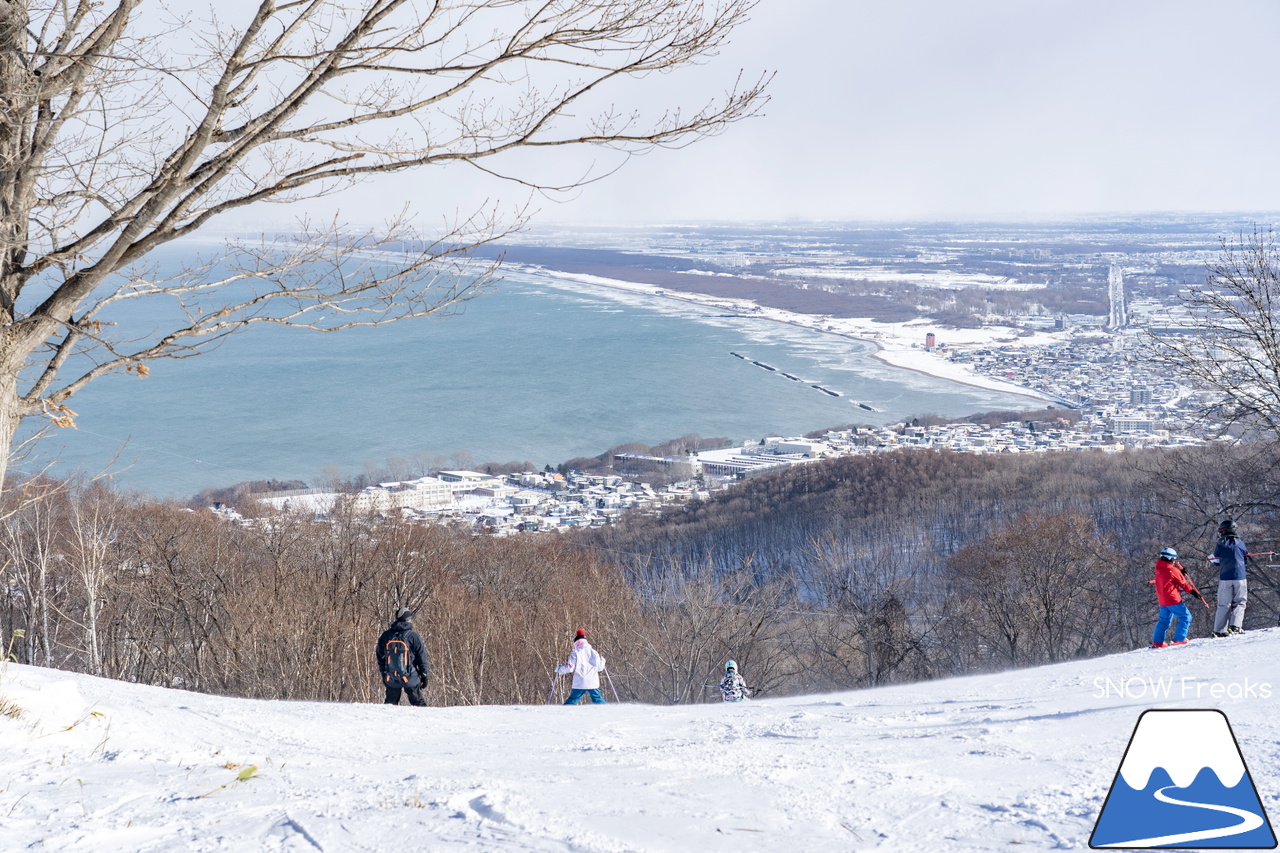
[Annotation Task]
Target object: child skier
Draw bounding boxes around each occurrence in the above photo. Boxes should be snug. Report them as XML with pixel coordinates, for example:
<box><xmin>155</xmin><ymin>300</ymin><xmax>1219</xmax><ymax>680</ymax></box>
<box><xmin>719</xmin><ymin>660</ymin><xmax>750</xmax><ymax>702</ymax></box>
<box><xmin>556</xmin><ymin>629</ymin><xmax>607</xmax><ymax>705</ymax></box>
<box><xmin>1151</xmin><ymin>547</ymin><xmax>1206</xmax><ymax>648</ymax></box>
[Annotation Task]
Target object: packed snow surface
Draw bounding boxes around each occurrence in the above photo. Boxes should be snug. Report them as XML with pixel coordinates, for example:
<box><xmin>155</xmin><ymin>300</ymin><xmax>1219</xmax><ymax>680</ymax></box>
<box><xmin>3</xmin><ymin>631</ymin><xmax>1278</xmax><ymax>851</ymax></box>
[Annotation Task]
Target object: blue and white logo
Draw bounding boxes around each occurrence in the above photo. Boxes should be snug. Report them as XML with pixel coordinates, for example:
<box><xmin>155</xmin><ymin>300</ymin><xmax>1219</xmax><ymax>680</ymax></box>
<box><xmin>1091</xmin><ymin>709</ymin><xmax>1276</xmax><ymax>849</ymax></box>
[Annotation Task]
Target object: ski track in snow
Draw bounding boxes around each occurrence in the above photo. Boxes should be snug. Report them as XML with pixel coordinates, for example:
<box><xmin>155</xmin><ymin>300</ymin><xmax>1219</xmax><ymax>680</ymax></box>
<box><xmin>2</xmin><ymin>632</ymin><xmax>1278</xmax><ymax>851</ymax></box>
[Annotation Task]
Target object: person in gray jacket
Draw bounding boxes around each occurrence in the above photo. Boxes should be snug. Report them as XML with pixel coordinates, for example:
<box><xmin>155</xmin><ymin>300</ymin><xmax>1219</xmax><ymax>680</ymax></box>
<box><xmin>1209</xmin><ymin>519</ymin><xmax>1249</xmax><ymax>637</ymax></box>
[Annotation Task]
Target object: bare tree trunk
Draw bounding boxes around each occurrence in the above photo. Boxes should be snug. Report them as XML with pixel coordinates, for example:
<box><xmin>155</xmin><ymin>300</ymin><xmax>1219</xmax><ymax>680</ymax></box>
<box><xmin>69</xmin><ymin>490</ymin><xmax>117</xmax><ymax>676</ymax></box>
<box><xmin>0</xmin><ymin>373</ymin><xmax>28</xmax><ymax>491</ymax></box>
<box><xmin>0</xmin><ymin>0</ymin><xmax>34</xmax><ymax>315</ymax></box>
<box><xmin>1</xmin><ymin>493</ymin><xmax>61</xmax><ymax>665</ymax></box>
<box><xmin>0</xmin><ymin>2</ymin><xmax>41</xmax><ymax>477</ymax></box>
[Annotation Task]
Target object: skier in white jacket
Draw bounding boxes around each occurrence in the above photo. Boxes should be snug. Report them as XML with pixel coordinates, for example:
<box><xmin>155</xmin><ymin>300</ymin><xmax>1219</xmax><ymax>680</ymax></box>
<box><xmin>557</xmin><ymin>629</ymin><xmax>607</xmax><ymax>705</ymax></box>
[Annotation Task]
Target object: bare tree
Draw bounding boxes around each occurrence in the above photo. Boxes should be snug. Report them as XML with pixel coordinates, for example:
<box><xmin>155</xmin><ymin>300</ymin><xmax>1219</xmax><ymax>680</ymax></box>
<box><xmin>0</xmin><ymin>0</ymin><xmax>769</xmax><ymax>485</ymax></box>
<box><xmin>1149</xmin><ymin>229</ymin><xmax>1280</xmax><ymax>437</ymax></box>
<box><xmin>617</xmin><ymin>560</ymin><xmax>733</xmax><ymax>704</ymax></box>
<box><xmin>66</xmin><ymin>485</ymin><xmax>122</xmax><ymax>676</ymax></box>
<box><xmin>800</xmin><ymin>527</ymin><xmax>935</xmax><ymax>688</ymax></box>
<box><xmin>0</xmin><ymin>486</ymin><xmax>66</xmax><ymax>665</ymax></box>
<box><xmin>620</xmin><ymin>557</ymin><xmax>793</xmax><ymax>704</ymax></box>
<box><xmin>948</xmin><ymin>513</ymin><xmax>1115</xmax><ymax>666</ymax></box>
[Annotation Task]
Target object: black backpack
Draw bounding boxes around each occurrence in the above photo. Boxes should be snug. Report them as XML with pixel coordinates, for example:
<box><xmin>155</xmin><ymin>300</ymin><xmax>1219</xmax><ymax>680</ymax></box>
<box><xmin>380</xmin><ymin>632</ymin><xmax>413</xmax><ymax>686</ymax></box>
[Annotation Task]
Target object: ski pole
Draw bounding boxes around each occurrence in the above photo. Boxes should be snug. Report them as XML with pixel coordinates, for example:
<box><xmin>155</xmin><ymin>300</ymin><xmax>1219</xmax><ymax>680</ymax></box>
<box><xmin>603</xmin><ymin>667</ymin><xmax>621</xmax><ymax>704</ymax></box>
<box><xmin>546</xmin><ymin>672</ymin><xmax>559</xmax><ymax>705</ymax></box>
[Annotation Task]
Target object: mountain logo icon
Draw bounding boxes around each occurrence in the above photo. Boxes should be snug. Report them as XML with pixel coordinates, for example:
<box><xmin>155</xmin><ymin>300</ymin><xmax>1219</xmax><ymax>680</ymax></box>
<box><xmin>1090</xmin><ymin>709</ymin><xmax>1277</xmax><ymax>849</ymax></box>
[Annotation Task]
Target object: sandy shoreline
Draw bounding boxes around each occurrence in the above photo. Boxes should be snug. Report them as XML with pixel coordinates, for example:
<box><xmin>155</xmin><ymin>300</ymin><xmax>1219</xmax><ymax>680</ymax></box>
<box><xmin>864</xmin><ymin>342</ymin><xmax>1045</xmax><ymax>401</ymax></box>
<box><xmin>515</xmin><ymin>265</ymin><xmax>1055</xmax><ymax>405</ymax></box>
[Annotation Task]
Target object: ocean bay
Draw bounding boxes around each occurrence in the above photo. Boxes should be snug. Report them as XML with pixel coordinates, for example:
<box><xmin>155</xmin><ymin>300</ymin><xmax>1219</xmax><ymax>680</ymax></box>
<box><xmin>30</xmin><ymin>253</ymin><xmax>1034</xmax><ymax>498</ymax></box>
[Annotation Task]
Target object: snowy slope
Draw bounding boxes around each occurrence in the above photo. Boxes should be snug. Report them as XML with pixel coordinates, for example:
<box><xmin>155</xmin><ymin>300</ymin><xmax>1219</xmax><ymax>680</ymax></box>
<box><xmin>3</xmin><ymin>631</ymin><xmax>1278</xmax><ymax>852</ymax></box>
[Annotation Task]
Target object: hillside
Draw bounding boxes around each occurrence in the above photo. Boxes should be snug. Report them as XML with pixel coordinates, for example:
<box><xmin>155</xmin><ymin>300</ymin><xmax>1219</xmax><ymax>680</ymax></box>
<box><xmin>3</xmin><ymin>630</ymin><xmax>1278</xmax><ymax>851</ymax></box>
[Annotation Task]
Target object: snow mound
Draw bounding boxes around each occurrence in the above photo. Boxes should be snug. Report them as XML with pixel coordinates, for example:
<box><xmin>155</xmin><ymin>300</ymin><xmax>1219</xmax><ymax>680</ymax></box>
<box><xmin>2</xmin><ymin>630</ymin><xmax>1278</xmax><ymax>852</ymax></box>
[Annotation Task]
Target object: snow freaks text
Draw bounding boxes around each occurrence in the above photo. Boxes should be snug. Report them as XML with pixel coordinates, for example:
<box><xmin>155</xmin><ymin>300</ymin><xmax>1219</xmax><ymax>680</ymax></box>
<box><xmin>1092</xmin><ymin>676</ymin><xmax>1273</xmax><ymax>700</ymax></box>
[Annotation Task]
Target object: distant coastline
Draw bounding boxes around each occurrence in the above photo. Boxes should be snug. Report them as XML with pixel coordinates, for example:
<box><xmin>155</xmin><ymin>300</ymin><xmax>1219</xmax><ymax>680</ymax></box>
<box><xmin>861</xmin><ymin>339</ymin><xmax>1048</xmax><ymax>403</ymax></box>
<box><xmin>514</xmin><ymin>264</ymin><xmax>1051</xmax><ymax>405</ymax></box>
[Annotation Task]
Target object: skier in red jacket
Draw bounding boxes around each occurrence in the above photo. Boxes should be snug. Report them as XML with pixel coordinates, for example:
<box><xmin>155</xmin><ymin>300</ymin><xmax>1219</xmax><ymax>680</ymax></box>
<box><xmin>1151</xmin><ymin>547</ymin><xmax>1207</xmax><ymax>648</ymax></box>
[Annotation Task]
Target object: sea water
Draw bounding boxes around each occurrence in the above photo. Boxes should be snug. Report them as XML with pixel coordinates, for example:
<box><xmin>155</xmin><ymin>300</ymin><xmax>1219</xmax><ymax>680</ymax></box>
<box><xmin>26</xmin><ymin>249</ymin><xmax>1033</xmax><ymax>498</ymax></box>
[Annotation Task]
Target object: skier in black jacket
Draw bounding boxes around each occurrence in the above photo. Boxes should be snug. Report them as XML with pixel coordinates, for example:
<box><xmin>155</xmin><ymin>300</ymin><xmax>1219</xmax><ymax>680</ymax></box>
<box><xmin>376</xmin><ymin>607</ymin><xmax>430</xmax><ymax>706</ymax></box>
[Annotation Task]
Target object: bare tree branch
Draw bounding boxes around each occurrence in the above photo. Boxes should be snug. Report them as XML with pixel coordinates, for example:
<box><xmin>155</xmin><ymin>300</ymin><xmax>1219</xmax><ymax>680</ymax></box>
<box><xmin>1145</xmin><ymin>229</ymin><xmax>1280</xmax><ymax>438</ymax></box>
<box><xmin>0</xmin><ymin>0</ymin><xmax>768</xmax><ymax>485</ymax></box>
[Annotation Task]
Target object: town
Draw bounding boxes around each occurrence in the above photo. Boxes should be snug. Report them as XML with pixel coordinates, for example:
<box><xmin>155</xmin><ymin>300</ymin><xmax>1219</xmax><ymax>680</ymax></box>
<box><xmin>248</xmin><ymin>336</ymin><xmax>1209</xmax><ymax>535</ymax></box>
<box><xmin>233</xmin><ymin>218</ymin><xmax>1238</xmax><ymax>533</ymax></box>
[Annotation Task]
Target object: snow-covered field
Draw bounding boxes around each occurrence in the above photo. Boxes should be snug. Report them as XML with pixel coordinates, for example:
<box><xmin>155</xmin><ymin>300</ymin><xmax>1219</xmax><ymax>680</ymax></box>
<box><xmin>3</xmin><ymin>631</ymin><xmax>1278</xmax><ymax>852</ymax></box>
<box><xmin>774</xmin><ymin>266</ymin><xmax>1044</xmax><ymax>292</ymax></box>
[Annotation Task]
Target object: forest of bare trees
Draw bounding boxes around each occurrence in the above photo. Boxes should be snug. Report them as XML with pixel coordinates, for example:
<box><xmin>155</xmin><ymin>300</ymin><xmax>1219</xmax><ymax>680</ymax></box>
<box><xmin>582</xmin><ymin>444</ymin><xmax>1280</xmax><ymax>684</ymax></box>
<box><xmin>4</xmin><ymin>443</ymin><xmax>1278</xmax><ymax>707</ymax></box>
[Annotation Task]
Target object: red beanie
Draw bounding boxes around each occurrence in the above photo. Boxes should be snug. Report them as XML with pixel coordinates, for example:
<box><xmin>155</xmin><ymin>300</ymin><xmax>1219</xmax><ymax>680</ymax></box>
<box><xmin>574</xmin><ymin>629</ymin><xmax>586</xmax><ymax>640</ymax></box>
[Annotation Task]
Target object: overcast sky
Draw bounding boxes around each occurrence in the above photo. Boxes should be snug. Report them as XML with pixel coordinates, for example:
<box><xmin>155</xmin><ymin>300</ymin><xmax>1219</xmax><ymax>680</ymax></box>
<box><xmin>320</xmin><ymin>1</ymin><xmax>1280</xmax><ymax>226</ymax></box>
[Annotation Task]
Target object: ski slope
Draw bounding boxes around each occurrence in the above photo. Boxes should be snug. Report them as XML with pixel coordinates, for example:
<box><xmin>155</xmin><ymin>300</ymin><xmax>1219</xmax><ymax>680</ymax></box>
<box><xmin>3</xmin><ymin>630</ymin><xmax>1278</xmax><ymax>852</ymax></box>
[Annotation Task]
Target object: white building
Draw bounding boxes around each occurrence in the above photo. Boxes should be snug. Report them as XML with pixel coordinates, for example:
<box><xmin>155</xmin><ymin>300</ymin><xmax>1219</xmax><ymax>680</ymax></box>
<box><xmin>1110</xmin><ymin>417</ymin><xmax>1156</xmax><ymax>434</ymax></box>
<box><xmin>695</xmin><ymin>444</ymin><xmax>802</xmax><ymax>478</ymax></box>
<box><xmin>775</xmin><ymin>440</ymin><xmax>830</xmax><ymax>457</ymax></box>
<box><xmin>350</xmin><ymin>477</ymin><xmax>454</xmax><ymax>512</ymax></box>
<box><xmin>438</xmin><ymin>470</ymin><xmax>505</xmax><ymax>493</ymax></box>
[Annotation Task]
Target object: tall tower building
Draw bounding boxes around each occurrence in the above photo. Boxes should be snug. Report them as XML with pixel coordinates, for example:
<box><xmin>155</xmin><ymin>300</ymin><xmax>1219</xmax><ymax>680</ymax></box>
<box><xmin>1108</xmin><ymin>265</ymin><xmax>1127</xmax><ymax>329</ymax></box>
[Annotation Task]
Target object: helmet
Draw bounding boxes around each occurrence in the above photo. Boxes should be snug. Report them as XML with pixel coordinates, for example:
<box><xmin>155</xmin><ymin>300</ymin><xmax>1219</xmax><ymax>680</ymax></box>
<box><xmin>1159</xmin><ymin>547</ymin><xmax>1177</xmax><ymax>561</ymax></box>
<box><xmin>1219</xmin><ymin>518</ymin><xmax>1236</xmax><ymax>535</ymax></box>
<box><xmin>725</xmin><ymin>660</ymin><xmax>737</xmax><ymax>671</ymax></box>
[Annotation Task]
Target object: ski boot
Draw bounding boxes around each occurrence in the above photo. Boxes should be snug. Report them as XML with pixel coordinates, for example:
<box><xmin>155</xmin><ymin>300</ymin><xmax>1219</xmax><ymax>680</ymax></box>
<box><xmin>1150</xmin><ymin>642</ymin><xmax>1167</xmax><ymax>648</ymax></box>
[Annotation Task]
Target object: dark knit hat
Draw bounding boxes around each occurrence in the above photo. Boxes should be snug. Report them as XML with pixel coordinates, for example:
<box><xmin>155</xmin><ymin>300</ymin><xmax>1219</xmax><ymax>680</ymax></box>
<box><xmin>396</xmin><ymin>607</ymin><xmax>414</xmax><ymax>621</ymax></box>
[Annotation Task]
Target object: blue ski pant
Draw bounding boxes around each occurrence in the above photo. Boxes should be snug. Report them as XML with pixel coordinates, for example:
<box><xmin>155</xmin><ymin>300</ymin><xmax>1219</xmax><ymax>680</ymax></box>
<box><xmin>1153</xmin><ymin>602</ymin><xmax>1192</xmax><ymax>643</ymax></box>
<box><xmin>564</xmin><ymin>688</ymin><xmax>606</xmax><ymax>705</ymax></box>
